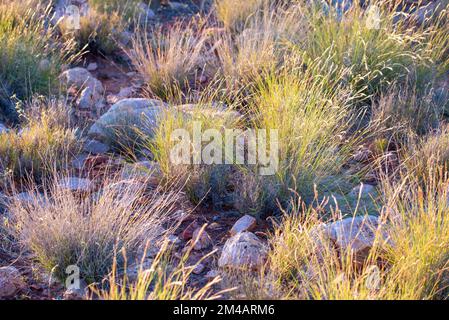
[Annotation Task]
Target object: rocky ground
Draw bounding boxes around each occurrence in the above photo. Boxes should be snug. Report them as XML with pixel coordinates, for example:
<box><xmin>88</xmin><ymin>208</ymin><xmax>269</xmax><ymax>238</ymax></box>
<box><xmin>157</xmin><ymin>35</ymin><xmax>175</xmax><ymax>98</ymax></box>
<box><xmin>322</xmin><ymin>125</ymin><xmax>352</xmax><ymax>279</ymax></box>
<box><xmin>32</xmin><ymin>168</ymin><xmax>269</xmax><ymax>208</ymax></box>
<box><xmin>1</xmin><ymin>0</ymin><xmax>448</xmax><ymax>300</ymax></box>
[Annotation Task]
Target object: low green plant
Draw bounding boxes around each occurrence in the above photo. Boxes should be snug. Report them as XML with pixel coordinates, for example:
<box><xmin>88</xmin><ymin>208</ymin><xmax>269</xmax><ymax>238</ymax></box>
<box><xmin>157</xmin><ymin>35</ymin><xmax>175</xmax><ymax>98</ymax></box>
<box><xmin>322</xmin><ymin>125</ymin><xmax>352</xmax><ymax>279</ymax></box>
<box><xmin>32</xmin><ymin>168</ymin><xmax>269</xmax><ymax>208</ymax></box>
<box><xmin>249</xmin><ymin>63</ymin><xmax>360</xmax><ymax>204</ymax></box>
<box><xmin>299</xmin><ymin>1</ymin><xmax>439</xmax><ymax>102</ymax></box>
<box><xmin>0</xmin><ymin>0</ymin><xmax>76</xmax><ymax>122</ymax></box>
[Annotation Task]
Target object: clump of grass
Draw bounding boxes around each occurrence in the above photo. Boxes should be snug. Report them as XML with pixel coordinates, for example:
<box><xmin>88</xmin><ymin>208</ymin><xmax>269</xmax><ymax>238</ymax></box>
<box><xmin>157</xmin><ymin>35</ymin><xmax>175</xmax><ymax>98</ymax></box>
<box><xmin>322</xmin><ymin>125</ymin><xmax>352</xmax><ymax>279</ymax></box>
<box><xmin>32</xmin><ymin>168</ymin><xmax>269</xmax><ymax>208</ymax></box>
<box><xmin>90</xmin><ymin>0</ymin><xmax>144</xmax><ymax>23</ymax></box>
<box><xmin>299</xmin><ymin>1</ymin><xmax>438</xmax><ymax>102</ymax></box>
<box><xmin>59</xmin><ymin>6</ymin><xmax>125</xmax><ymax>56</ymax></box>
<box><xmin>0</xmin><ymin>0</ymin><xmax>76</xmax><ymax>122</ymax></box>
<box><xmin>129</xmin><ymin>22</ymin><xmax>208</xmax><ymax>100</ymax></box>
<box><xmin>372</xmin><ymin>80</ymin><xmax>443</xmax><ymax>135</ymax></box>
<box><xmin>250</xmin><ymin>63</ymin><xmax>359</xmax><ymax>204</ymax></box>
<box><xmin>213</xmin><ymin>6</ymin><xmax>308</xmax><ymax>102</ymax></box>
<box><xmin>145</xmin><ymin>104</ymin><xmax>241</xmax><ymax>205</ymax></box>
<box><xmin>215</xmin><ymin>0</ymin><xmax>268</xmax><ymax>33</ymax></box>
<box><xmin>257</xmin><ymin>161</ymin><xmax>449</xmax><ymax>299</ymax></box>
<box><xmin>0</xmin><ymin>98</ymin><xmax>80</xmax><ymax>185</ymax></box>
<box><xmin>9</xmin><ymin>173</ymin><xmax>182</xmax><ymax>284</ymax></box>
<box><xmin>215</xmin><ymin>19</ymin><xmax>279</xmax><ymax>98</ymax></box>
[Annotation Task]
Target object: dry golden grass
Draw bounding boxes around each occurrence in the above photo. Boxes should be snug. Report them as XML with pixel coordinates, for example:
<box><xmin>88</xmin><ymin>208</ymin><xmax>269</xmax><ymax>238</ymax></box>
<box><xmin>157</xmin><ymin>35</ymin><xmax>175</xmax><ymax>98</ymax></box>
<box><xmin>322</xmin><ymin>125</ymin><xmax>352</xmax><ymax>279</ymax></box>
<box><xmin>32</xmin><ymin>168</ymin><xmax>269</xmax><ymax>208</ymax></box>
<box><xmin>8</xmin><ymin>172</ymin><xmax>182</xmax><ymax>284</ymax></box>
<box><xmin>92</xmin><ymin>228</ymin><xmax>231</xmax><ymax>300</ymax></box>
<box><xmin>129</xmin><ymin>22</ymin><xmax>208</xmax><ymax>100</ymax></box>
<box><xmin>215</xmin><ymin>0</ymin><xmax>268</xmax><ymax>32</ymax></box>
<box><xmin>0</xmin><ymin>98</ymin><xmax>80</xmax><ymax>185</ymax></box>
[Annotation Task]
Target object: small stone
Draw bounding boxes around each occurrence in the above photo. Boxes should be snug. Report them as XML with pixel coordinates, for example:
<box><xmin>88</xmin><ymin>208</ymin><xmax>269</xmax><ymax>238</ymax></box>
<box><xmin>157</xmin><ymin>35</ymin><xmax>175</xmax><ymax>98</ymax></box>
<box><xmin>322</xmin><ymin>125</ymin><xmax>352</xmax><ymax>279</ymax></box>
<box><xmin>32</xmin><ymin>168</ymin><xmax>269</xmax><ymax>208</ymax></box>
<box><xmin>86</xmin><ymin>62</ymin><xmax>98</xmax><ymax>71</ymax></box>
<box><xmin>83</xmin><ymin>140</ymin><xmax>110</xmax><ymax>155</ymax></box>
<box><xmin>192</xmin><ymin>263</ymin><xmax>205</xmax><ymax>275</ymax></box>
<box><xmin>181</xmin><ymin>220</ymin><xmax>199</xmax><ymax>241</ymax></box>
<box><xmin>107</xmin><ymin>87</ymin><xmax>134</xmax><ymax>104</ymax></box>
<box><xmin>70</xmin><ymin>153</ymin><xmax>89</xmax><ymax>170</ymax></box>
<box><xmin>205</xmin><ymin>269</ymin><xmax>219</xmax><ymax>279</ymax></box>
<box><xmin>0</xmin><ymin>266</ymin><xmax>26</xmax><ymax>298</ymax></box>
<box><xmin>87</xmin><ymin>98</ymin><xmax>167</xmax><ymax>141</ymax></box>
<box><xmin>58</xmin><ymin>177</ymin><xmax>93</xmax><ymax>193</ymax></box>
<box><xmin>208</xmin><ymin>222</ymin><xmax>222</xmax><ymax>230</ymax></box>
<box><xmin>230</xmin><ymin>215</ymin><xmax>257</xmax><ymax>236</ymax></box>
<box><xmin>63</xmin><ymin>279</ymin><xmax>88</xmax><ymax>300</ymax></box>
<box><xmin>192</xmin><ymin>228</ymin><xmax>212</xmax><ymax>251</ymax></box>
<box><xmin>350</xmin><ymin>183</ymin><xmax>376</xmax><ymax>197</ymax></box>
<box><xmin>77</xmin><ymin>86</ymin><xmax>103</xmax><ymax>110</ymax></box>
<box><xmin>167</xmin><ymin>235</ymin><xmax>181</xmax><ymax>247</ymax></box>
<box><xmin>218</xmin><ymin>232</ymin><xmax>268</xmax><ymax>270</ymax></box>
<box><xmin>38</xmin><ymin>59</ymin><xmax>51</xmax><ymax>72</ymax></box>
<box><xmin>327</xmin><ymin>215</ymin><xmax>381</xmax><ymax>255</ymax></box>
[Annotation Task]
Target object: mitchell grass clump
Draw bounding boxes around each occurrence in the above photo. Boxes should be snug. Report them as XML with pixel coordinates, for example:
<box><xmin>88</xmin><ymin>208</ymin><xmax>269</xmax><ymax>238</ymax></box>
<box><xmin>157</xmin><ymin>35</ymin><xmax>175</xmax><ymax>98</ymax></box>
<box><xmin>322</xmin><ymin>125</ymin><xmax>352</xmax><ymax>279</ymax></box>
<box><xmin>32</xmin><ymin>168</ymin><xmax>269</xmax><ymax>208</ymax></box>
<box><xmin>9</xmin><ymin>173</ymin><xmax>182</xmax><ymax>284</ymax></box>
<box><xmin>144</xmin><ymin>104</ymin><xmax>241</xmax><ymax>205</ymax></box>
<box><xmin>213</xmin><ymin>7</ymin><xmax>308</xmax><ymax>101</ymax></box>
